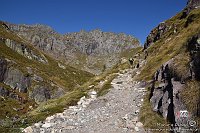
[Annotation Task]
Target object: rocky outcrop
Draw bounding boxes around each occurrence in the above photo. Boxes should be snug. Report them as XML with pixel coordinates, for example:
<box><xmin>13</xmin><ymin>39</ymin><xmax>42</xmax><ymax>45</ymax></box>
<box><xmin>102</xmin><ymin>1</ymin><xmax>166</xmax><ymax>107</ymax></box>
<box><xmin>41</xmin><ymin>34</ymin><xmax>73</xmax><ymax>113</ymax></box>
<box><xmin>181</xmin><ymin>0</ymin><xmax>200</xmax><ymax>19</ymax></box>
<box><xmin>150</xmin><ymin>60</ymin><xmax>189</xmax><ymax>126</ymax></box>
<box><xmin>144</xmin><ymin>22</ymin><xmax>169</xmax><ymax>49</ymax></box>
<box><xmin>0</xmin><ymin>57</ymin><xmax>63</xmax><ymax>104</ymax></box>
<box><xmin>0</xmin><ymin>58</ymin><xmax>30</xmax><ymax>93</ymax></box>
<box><xmin>4</xmin><ymin>38</ymin><xmax>47</xmax><ymax>63</ymax></box>
<box><xmin>0</xmin><ymin>86</ymin><xmax>28</xmax><ymax>103</ymax></box>
<box><xmin>144</xmin><ymin>0</ymin><xmax>200</xmax><ymax>50</ymax></box>
<box><xmin>4</xmin><ymin>67</ymin><xmax>31</xmax><ymax>93</ymax></box>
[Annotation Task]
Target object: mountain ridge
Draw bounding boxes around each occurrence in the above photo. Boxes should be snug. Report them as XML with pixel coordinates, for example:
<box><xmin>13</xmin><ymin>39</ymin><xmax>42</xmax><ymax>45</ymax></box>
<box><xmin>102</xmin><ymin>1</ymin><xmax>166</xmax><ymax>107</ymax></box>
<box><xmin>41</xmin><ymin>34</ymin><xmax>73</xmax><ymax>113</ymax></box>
<box><xmin>4</xmin><ymin>21</ymin><xmax>140</xmax><ymax>74</ymax></box>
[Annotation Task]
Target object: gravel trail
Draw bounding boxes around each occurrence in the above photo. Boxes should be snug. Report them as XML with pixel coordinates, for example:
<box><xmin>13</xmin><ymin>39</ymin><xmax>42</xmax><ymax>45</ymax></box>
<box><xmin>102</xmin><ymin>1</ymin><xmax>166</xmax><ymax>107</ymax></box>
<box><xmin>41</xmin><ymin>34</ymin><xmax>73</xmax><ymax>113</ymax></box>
<box><xmin>24</xmin><ymin>69</ymin><xmax>147</xmax><ymax>133</ymax></box>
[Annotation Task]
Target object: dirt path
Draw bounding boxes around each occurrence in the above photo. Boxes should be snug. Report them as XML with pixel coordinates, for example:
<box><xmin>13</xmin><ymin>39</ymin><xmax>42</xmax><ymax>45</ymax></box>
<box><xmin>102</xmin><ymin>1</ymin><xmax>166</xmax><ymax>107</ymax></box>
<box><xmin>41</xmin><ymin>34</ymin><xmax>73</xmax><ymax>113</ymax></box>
<box><xmin>24</xmin><ymin>69</ymin><xmax>147</xmax><ymax>133</ymax></box>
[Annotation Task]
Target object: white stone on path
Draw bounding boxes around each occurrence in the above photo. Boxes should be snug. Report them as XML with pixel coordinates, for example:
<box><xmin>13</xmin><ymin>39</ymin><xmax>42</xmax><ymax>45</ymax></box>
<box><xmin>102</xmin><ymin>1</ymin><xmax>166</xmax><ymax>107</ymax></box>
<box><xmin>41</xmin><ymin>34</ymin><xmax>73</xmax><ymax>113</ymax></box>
<box><xmin>34</xmin><ymin>123</ymin><xmax>41</xmax><ymax>128</ymax></box>
<box><xmin>42</xmin><ymin>123</ymin><xmax>54</xmax><ymax>128</ymax></box>
<box><xmin>46</xmin><ymin>116</ymin><xmax>54</xmax><ymax>122</ymax></box>
<box><xmin>136</xmin><ymin>122</ymin><xmax>143</xmax><ymax>128</ymax></box>
<box><xmin>64</xmin><ymin>125</ymin><xmax>75</xmax><ymax>130</ymax></box>
<box><xmin>135</xmin><ymin>126</ymin><xmax>140</xmax><ymax>132</ymax></box>
<box><xmin>23</xmin><ymin>126</ymin><xmax>33</xmax><ymax>133</ymax></box>
<box><xmin>90</xmin><ymin>90</ymin><xmax>97</xmax><ymax>95</ymax></box>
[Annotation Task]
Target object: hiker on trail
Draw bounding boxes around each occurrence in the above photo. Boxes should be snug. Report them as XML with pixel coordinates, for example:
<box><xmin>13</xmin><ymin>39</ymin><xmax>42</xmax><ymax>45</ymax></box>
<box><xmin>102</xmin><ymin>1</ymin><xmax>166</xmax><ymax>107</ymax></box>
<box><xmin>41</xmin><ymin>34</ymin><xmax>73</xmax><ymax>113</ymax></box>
<box><xmin>129</xmin><ymin>58</ymin><xmax>134</xmax><ymax>67</ymax></box>
<box><xmin>144</xmin><ymin>50</ymin><xmax>148</xmax><ymax>59</ymax></box>
<box><xmin>136</xmin><ymin>63</ymin><xmax>140</xmax><ymax>68</ymax></box>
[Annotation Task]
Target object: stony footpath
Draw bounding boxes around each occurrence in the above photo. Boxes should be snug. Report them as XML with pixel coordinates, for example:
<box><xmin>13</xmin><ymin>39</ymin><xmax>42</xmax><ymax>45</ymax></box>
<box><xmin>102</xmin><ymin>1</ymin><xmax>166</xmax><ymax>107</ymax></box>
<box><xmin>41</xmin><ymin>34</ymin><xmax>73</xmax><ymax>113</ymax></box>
<box><xmin>23</xmin><ymin>69</ymin><xmax>147</xmax><ymax>133</ymax></box>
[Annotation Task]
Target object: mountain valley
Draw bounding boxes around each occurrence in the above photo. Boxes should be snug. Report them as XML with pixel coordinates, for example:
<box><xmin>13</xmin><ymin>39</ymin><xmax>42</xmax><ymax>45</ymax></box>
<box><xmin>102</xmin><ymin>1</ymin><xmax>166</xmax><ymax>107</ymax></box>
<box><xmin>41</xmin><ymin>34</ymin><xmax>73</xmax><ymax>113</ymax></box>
<box><xmin>0</xmin><ymin>0</ymin><xmax>200</xmax><ymax>133</ymax></box>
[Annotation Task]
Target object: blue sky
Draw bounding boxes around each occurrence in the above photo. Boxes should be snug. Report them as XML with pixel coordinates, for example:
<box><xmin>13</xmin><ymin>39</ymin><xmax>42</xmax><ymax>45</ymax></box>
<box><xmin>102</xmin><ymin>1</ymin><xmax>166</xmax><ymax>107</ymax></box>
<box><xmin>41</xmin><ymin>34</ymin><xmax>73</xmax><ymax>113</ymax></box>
<box><xmin>0</xmin><ymin>0</ymin><xmax>187</xmax><ymax>44</ymax></box>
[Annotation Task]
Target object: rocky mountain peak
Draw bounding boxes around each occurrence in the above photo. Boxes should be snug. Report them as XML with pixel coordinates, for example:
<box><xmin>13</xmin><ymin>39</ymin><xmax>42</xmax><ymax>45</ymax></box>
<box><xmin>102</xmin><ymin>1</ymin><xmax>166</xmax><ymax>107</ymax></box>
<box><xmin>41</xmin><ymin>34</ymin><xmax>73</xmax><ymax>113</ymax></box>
<box><xmin>3</xmin><ymin>22</ymin><xmax>140</xmax><ymax>74</ymax></box>
<box><xmin>7</xmin><ymin>22</ymin><xmax>56</xmax><ymax>34</ymax></box>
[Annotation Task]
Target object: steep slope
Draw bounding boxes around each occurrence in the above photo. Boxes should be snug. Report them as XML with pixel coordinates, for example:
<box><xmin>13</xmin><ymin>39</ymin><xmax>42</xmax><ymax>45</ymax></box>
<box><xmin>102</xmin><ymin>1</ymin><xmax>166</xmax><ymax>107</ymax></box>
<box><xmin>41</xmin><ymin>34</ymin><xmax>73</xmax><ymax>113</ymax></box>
<box><xmin>0</xmin><ymin>22</ymin><xmax>94</xmax><ymax>132</ymax></box>
<box><xmin>138</xmin><ymin>0</ymin><xmax>200</xmax><ymax>131</ymax></box>
<box><xmin>5</xmin><ymin>23</ymin><xmax>140</xmax><ymax>74</ymax></box>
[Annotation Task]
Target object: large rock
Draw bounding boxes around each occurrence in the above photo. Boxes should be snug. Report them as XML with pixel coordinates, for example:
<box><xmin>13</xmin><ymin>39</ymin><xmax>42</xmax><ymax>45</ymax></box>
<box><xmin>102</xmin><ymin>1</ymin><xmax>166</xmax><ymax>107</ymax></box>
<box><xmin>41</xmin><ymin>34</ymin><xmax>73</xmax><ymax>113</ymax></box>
<box><xmin>149</xmin><ymin>59</ymin><xmax>194</xmax><ymax>129</ymax></box>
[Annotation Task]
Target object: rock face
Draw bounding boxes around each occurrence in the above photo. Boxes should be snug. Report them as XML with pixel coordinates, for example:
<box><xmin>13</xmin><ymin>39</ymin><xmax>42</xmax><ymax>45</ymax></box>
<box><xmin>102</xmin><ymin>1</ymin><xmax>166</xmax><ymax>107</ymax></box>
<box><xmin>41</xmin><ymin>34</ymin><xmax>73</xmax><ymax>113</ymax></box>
<box><xmin>150</xmin><ymin>60</ymin><xmax>189</xmax><ymax>126</ymax></box>
<box><xmin>0</xmin><ymin>58</ymin><xmax>30</xmax><ymax>93</ymax></box>
<box><xmin>4</xmin><ymin>67</ymin><xmax>31</xmax><ymax>93</ymax></box>
<box><xmin>65</xmin><ymin>29</ymin><xmax>139</xmax><ymax>55</ymax></box>
<box><xmin>0</xmin><ymin>57</ymin><xmax>62</xmax><ymax>104</ymax></box>
<box><xmin>0</xmin><ymin>59</ymin><xmax>30</xmax><ymax>102</ymax></box>
<box><xmin>4</xmin><ymin>38</ymin><xmax>48</xmax><ymax>63</ymax></box>
<box><xmin>144</xmin><ymin>22</ymin><xmax>169</xmax><ymax>49</ymax></box>
<box><xmin>6</xmin><ymin>23</ymin><xmax>140</xmax><ymax>74</ymax></box>
<box><xmin>149</xmin><ymin>34</ymin><xmax>200</xmax><ymax>130</ymax></box>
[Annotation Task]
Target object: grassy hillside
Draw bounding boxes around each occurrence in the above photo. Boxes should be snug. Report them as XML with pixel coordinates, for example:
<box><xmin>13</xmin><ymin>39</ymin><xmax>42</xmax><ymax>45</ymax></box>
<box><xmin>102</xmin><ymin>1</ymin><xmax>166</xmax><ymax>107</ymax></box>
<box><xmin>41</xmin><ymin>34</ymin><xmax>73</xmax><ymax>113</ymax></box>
<box><xmin>138</xmin><ymin>8</ymin><xmax>200</xmax><ymax>130</ymax></box>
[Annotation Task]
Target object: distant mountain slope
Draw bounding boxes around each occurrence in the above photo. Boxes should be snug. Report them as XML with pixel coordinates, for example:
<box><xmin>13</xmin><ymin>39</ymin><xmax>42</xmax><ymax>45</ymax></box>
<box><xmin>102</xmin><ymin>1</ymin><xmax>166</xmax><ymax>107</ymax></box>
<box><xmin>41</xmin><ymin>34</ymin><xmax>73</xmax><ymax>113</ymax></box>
<box><xmin>5</xmin><ymin>23</ymin><xmax>140</xmax><ymax>74</ymax></box>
